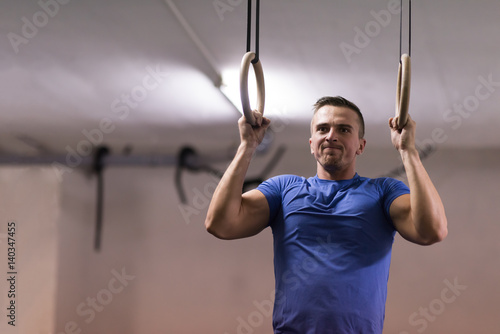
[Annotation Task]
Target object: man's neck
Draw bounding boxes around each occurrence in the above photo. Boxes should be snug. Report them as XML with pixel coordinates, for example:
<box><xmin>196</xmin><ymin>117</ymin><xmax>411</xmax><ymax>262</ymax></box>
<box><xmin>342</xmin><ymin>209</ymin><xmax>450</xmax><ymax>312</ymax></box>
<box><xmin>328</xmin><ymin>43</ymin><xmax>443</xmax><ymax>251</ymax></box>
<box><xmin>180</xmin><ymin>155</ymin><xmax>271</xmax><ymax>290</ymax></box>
<box><xmin>316</xmin><ymin>167</ymin><xmax>356</xmax><ymax>181</ymax></box>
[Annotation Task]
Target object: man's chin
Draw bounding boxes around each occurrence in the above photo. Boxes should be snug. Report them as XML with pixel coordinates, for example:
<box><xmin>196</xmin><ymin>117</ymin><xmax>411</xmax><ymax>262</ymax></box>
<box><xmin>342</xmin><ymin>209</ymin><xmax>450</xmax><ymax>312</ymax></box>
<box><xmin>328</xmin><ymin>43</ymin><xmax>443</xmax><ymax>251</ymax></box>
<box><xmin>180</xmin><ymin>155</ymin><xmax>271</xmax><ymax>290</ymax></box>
<box><xmin>319</xmin><ymin>159</ymin><xmax>343</xmax><ymax>171</ymax></box>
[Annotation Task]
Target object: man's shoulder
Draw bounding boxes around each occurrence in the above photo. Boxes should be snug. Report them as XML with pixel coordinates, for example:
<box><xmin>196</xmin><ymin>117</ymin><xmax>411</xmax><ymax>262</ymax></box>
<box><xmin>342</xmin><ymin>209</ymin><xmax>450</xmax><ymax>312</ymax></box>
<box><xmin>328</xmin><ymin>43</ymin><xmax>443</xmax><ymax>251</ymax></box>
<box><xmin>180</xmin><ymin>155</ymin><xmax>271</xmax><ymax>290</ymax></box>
<box><xmin>270</xmin><ymin>174</ymin><xmax>307</xmax><ymax>181</ymax></box>
<box><xmin>358</xmin><ymin>175</ymin><xmax>404</xmax><ymax>184</ymax></box>
<box><xmin>357</xmin><ymin>175</ymin><xmax>410</xmax><ymax>194</ymax></box>
<box><xmin>258</xmin><ymin>174</ymin><xmax>309</xmax><ymax>191</ymax></box>
<box><xmin>264</xmin><ymin>174</ymin><xmax>308</xmax><ymax>186</ymax></box>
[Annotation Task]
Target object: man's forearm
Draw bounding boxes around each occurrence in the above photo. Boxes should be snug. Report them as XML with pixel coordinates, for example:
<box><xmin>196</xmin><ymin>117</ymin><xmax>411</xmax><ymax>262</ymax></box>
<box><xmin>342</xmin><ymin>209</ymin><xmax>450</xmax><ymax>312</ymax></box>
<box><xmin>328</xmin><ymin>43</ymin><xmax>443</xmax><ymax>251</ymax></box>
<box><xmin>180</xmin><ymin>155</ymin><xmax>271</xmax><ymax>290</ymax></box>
<box><xmin>401</xmin><ymin>148</ymin><xmax>448</xmax><ymax>243</ymax></box>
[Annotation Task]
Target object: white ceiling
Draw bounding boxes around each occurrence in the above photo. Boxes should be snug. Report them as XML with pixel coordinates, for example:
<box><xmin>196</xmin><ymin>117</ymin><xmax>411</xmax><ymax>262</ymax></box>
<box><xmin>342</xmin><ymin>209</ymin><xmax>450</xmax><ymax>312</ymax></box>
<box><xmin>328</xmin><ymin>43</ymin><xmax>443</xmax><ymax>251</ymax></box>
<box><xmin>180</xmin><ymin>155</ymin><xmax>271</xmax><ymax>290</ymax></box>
<box><xmin>1</xmin><ymin>0</ymin><xmax>500</xmax><ymax>158</ymax></box>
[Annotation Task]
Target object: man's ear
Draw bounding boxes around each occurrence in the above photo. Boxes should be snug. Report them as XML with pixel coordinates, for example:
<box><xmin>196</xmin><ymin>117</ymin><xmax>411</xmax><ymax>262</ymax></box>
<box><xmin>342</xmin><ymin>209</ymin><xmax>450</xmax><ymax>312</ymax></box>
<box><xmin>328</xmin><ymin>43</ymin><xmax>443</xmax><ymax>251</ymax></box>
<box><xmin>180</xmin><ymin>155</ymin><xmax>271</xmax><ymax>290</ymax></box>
<box><xmin>356</xmin><ymin>138</ymin><xmax>367</xmax><ymax>155</ymax></box>
<box><xmin>309</xmin><ymin>138</ymin><xmax>314</xmax><ymax>154</ymax></box>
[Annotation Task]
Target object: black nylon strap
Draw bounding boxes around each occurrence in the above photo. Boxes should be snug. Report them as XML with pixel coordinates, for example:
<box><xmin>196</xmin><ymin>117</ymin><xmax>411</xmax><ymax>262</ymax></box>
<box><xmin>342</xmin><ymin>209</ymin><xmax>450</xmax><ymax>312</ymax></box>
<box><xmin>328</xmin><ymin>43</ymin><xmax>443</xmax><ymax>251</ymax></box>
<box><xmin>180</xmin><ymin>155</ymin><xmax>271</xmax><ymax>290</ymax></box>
<box><xmin>246</xmin><ymin>0</ymin><xmax>260</xmax><ymax>63</ymax></box>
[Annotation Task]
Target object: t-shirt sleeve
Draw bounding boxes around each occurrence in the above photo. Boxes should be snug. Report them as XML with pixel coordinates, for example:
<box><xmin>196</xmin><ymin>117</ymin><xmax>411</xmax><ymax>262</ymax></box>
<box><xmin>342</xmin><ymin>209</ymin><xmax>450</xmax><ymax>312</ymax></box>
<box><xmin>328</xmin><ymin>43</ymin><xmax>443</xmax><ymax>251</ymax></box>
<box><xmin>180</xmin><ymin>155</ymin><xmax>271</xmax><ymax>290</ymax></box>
<box><xmin>381</xmin><ymin>177</ymin><xmax>410</xmax><ymax>218</ymax></box>
<box><xmin>256</xmin><ymin>175</ymin><xmax>285</xmax><ymax>224</ymax></box>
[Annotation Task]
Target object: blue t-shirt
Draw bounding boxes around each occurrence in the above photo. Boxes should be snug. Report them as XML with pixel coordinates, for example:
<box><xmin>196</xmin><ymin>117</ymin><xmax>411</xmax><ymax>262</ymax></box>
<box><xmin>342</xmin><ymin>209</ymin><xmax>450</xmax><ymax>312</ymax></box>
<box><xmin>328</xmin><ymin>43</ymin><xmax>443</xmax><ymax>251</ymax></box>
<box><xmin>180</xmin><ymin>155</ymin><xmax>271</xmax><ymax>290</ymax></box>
<box><xmin>257</xmin><ymin>173</ymin><xmax>410</xmax><ymax>334</ymax></box>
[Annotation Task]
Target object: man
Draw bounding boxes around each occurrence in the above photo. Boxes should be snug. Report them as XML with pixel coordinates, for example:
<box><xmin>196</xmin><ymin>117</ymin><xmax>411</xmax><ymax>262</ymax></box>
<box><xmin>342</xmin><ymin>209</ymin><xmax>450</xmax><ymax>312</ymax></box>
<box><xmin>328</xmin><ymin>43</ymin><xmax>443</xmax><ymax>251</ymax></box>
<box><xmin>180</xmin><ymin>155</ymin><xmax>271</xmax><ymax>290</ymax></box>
<box><xmin>205</xmin><ymin>96</ymin><xmax>447</xmax><ymax>333</ymax></box>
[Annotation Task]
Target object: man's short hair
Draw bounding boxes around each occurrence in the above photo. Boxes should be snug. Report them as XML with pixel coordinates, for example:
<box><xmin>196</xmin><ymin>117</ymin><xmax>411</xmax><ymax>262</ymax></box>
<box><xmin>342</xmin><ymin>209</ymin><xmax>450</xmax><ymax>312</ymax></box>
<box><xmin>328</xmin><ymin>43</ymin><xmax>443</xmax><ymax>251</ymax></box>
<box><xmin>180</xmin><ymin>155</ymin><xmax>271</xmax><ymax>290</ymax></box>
<box><xmin>312</xmin><ymin>96</ymin><xmax>365</xmax><ymax>139</ymax></box>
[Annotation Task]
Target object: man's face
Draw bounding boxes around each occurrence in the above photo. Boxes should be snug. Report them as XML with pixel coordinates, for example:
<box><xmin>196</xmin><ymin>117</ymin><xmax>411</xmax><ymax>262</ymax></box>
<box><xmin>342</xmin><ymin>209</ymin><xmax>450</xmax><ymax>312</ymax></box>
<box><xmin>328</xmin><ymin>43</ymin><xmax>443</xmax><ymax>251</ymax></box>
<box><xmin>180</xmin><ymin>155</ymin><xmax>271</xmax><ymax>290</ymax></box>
<box><xmin>309</xmin><ymin>105</ymin><xmax>366</xmax><ymax>174</ymax></box>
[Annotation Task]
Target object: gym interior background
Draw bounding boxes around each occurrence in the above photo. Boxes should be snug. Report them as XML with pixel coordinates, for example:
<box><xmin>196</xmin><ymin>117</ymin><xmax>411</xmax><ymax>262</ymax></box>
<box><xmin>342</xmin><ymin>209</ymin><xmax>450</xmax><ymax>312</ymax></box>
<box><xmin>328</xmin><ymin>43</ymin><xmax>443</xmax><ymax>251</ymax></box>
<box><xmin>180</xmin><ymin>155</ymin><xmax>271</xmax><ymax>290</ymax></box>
<box><xmin>1</xmin><ymin>0</ymin><xmax>499</xmax><ymax>333</ymax></box>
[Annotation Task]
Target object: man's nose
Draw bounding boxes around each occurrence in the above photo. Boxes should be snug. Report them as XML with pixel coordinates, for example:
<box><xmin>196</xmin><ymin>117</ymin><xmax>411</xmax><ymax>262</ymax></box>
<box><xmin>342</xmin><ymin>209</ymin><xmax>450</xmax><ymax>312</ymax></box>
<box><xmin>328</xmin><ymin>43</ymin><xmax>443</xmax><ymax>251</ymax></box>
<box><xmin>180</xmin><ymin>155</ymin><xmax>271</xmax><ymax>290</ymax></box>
<box><xmin>325</xmin><ymin>129</ymin><xmax>338</xmax><ymax>141</ymax></box>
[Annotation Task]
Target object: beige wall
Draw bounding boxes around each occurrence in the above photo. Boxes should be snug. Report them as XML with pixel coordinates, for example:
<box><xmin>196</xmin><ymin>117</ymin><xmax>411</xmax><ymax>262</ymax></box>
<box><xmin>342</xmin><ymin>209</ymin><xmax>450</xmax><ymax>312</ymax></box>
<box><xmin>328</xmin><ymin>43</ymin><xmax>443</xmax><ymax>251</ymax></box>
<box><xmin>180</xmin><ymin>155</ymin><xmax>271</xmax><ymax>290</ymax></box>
<box><xmin>0</xmin><ymin>167</ymin><xmax>60</xmax><ymax>334</ymax></box>
<box><xmin>1</xmin><ymin>146</ymin><xmax>498</xmax><ymax>333</ymax></box>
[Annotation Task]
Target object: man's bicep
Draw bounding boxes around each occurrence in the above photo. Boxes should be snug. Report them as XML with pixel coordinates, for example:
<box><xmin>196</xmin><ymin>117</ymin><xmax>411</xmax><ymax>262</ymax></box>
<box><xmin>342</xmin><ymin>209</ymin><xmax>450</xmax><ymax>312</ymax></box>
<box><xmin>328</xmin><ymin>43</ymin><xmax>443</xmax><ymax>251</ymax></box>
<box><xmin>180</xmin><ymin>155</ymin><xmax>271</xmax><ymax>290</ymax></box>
<box><xmin>390</xmin><ymin>193</ymin><xmax>425</xmax><ymax>245</ymax></box>
<box><xmin>236</xmin><ymin>189</ymin><xmax>271</xmax><ymax>238</ymax></box>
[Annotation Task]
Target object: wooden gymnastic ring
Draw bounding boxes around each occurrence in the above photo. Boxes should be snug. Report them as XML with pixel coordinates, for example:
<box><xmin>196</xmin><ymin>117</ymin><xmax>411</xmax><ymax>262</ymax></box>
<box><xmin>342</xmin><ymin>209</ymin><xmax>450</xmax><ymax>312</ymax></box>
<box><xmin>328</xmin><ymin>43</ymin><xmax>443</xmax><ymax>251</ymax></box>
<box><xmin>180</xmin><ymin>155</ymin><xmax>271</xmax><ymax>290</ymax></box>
<box><xmin>240</xmin><ymin>51</ymin><xmax>265</xmax><ymax>126</ymax></box>
<box><xmin>396</xmin><ymin>53</ymin><xmax>411</xmax><ymax>129</ymax></box>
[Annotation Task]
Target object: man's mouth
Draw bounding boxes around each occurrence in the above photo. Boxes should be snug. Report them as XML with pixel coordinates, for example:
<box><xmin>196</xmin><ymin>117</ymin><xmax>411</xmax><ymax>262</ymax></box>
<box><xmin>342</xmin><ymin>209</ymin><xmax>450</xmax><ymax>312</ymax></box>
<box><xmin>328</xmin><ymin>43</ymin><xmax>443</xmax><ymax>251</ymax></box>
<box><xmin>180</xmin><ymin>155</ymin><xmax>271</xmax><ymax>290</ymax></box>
<box><xmin>323</xmin><ymin>145</ymin><xmax>342</xmax><ymax>151</ymax></box>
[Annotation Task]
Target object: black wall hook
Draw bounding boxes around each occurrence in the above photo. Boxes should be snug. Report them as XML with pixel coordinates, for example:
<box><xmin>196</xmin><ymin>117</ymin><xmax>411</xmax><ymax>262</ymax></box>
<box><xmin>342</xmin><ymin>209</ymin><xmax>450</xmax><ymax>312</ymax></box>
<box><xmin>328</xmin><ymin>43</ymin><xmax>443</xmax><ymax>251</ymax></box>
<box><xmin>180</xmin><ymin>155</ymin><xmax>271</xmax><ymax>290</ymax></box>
<box><xmin>175</xmin><ymin>145</ymin><xmax>286</xmax><ymax>203</ymax></box>
<box><xmin>175</xmin><ymin>147</ymin><xmax>198</xmax><ymax>204</ymax></box>
<box><xmin>93</xmin><ymin>145</ymin><xmax>110</xmax><ymax>252</ymax></box>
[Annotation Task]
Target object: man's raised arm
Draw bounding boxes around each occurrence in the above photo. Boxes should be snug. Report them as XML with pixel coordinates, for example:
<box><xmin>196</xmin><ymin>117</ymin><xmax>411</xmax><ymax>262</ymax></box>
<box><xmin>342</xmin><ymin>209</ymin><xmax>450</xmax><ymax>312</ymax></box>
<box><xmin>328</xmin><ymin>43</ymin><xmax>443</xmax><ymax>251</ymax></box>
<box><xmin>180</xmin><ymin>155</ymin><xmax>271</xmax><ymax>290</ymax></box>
<box><xmin>205</xmin><ymin>111</ymin><xmax>271</xmax><ymax>240</ymax></box>
<box><xmin>388</xmin><ymin>115</ymin><xmax>448</xmax><ymax>245</ymax></box>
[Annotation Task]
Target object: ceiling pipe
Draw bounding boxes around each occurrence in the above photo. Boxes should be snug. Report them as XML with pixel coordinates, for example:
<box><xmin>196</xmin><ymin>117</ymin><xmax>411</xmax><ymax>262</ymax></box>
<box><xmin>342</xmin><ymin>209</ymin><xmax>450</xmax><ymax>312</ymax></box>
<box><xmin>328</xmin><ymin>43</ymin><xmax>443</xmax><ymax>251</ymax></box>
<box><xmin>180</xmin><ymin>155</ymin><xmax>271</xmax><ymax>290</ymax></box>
<box><xmin>163</xmin><ymin>0</ymin><xmax>242</xmax><ymax>117</ymax></box>
<box><xmin>0</xmin><ymin>151</ymin><xmax>231</xmax><ymax>167</ymax></box>
<box><xmin>163</xmin><ymin>0</ymin><xmax>223</xmax><ymax>88</ymax></box>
